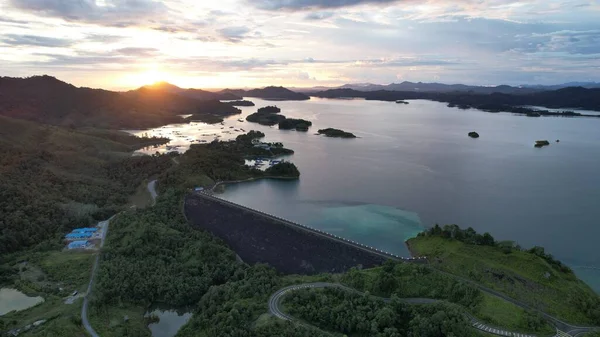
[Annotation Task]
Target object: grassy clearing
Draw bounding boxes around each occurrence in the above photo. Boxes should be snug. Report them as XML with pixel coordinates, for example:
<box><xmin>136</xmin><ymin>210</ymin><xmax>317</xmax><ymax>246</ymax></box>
<box><xmin>88</xmin><ymin>304</ymin><xmax>151</xmax><ymax>337</ymax></box>
<box><xmin>408</xmin><ymin>236</ymin><xmax>599</xmax><ymax>324</ymax></box>
<box><xmin>38</xmin><ymin>251</ymin><xmax>95</xmax><ymax>292</ymax></box>
<box><xmin>0</xmin><ymin>296</ymin><xmax>86</xmax><ymax>336</ymax></box>
<box><xmin>129</xmin><ymin>180</ymin><xmax>154</xmax><ymax>209</ymax></box>
<box><xmin>474</xmin><ymin>293</ymin><xmax>556</xmax><ymax>336</ymax></box>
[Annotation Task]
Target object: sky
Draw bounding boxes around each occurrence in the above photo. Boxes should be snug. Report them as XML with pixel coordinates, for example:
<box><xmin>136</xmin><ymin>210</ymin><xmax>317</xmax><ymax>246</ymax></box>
<box><xmin>0</xmin><ymin>0</ymin><xmax>599</xmax><ymax>89</ymax></box>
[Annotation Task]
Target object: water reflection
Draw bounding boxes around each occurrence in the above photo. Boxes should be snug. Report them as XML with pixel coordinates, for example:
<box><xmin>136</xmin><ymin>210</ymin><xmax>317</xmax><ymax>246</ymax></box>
<box><xmin>145</xmin><ymin>306</ymin><xmax>192</xmax><ymax>337</ymax></box>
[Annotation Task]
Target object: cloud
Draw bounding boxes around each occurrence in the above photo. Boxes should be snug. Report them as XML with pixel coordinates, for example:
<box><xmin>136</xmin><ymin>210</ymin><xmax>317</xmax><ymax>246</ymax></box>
<box><xmin>305</xmin><ymin>11</ymin><xmax>335</xmax><ymax>20</ymax></box>
<box><xmin>1</xmin><ymin>34</ymin><xmax>73</xmax><ymax>47</ymax></box>
<box><xmin>116</xmin><ymin>47</ymin><xmax>160</xmax><ymax>56</ymax></box>
<box><xmin>250</xmin><ymin>0</ymin><xmax>400</xmax><ymax>10</ymax></box>
<box><xmin>85</xmin><ymin>34</ymin><xmax>125</xmax><ymax>43</ymax></box>
<box><xmin>217</xmin><ymin>26</ymin><xmax>252</xmax><ymax>42</ymax></box>
<box><xmin>8</xmin><ymin>0</ymin><xmax>168</xmax><ymax>27</ymax></box>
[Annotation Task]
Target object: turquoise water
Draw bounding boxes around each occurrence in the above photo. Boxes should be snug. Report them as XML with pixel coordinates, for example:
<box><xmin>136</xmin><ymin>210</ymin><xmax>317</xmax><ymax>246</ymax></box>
<box><xmin>134</xmin><ymin>98</ymin><xmax>600</xmax><ymax>292</ymax></box>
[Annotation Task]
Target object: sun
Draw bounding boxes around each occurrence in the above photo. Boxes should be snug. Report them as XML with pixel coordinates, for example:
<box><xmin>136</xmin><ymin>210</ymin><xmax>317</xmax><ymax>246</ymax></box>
<box><xmin>119</xmin><ymin>68</ymin><xmax>170</xmax><ymax>88</ymax></box>
<box><xmin>136</xmin><ymin>69</ymin><xmax>167</xmax><ymax>86</ymax></box>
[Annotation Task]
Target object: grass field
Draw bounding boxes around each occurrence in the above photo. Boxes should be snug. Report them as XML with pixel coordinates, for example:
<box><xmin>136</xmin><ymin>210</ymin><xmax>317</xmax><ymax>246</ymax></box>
<box><xmin>88</xmin><ymin>304</ymin><xmax>151</xmax><ymax>337</ymax></box>
<box><xmin>475</xmin><ymin>293</ymin><xmax>556</xmax><ymax>336</ymax></box>
<box><xmin>408</xmin><ymin>235</ymin><xmax>600</xmax><ymax>324</ymax></box>
<box><xmin>129</xmin><ymin>180</ymin><xmax>154</xmax><ymax>209</ymax></box>
<box><xmin>0</xmin><ymin>250</ymin><xmax>95</xmax><ymax>336</ymax></box>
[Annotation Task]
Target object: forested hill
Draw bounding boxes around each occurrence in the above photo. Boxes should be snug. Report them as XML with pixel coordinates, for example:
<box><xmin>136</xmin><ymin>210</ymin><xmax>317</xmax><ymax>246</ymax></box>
<box><xmin>0</xmin><ymin>115</ymin><xmax>173</xmax><ymax>255</ymax></box>
<box><xmin>311</xmin><ymin>86</ymin><xmax>600</xmax><ymax>111</ymax></box>
<box><xmin>139</xmin><ymin>81</ymin><xmax>241</xmax><ymax>101</ymax></box>
<box><xmin>221</xmin><ymin>86</ymin><xmax>310</xmax><ymax>101</ymax></box>
<box><xmin>0</xmin><ymin>75</ymin><xmax>240</xmax><ymax>129</ymax></box>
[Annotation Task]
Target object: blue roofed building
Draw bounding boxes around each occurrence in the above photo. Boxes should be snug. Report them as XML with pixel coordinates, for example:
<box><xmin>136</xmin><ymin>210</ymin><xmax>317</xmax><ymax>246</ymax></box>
<box><xmin>71</xmin><ymin>227</ymin><xmax>98</xmax><ymax>233</ymax></box>
<box><xmin>65</xmin><ymin>232</ymin><xmax>93</xmax><ymax>240</ymax></box>
<box><xmin>68</xmin><ymin>240</ymin><xmax>89</xmax><ymax>249</ymax></box>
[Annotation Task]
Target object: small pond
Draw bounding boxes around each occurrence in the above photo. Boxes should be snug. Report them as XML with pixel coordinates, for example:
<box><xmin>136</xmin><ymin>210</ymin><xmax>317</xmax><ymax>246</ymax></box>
<box><xmin>145</xmin><ymin>307</ymin><xmax>193</xmax><ymax>337</ymax></box>
<box><xmin>0</xmin><ymin>288</ymin><xmax>44</xmax><ymax>316</ymax></box>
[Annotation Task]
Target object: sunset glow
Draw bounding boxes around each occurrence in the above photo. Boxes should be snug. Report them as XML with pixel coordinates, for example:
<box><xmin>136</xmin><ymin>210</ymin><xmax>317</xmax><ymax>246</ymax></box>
<box><xmin>0</xmin><ymin>0</ymin><xmax>598</xmax><ymax>89</ymax></box>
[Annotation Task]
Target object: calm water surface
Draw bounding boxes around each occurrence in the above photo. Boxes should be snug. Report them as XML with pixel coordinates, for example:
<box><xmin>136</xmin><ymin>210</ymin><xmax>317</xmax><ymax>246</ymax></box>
<box><xmin>0</xmin><ymin>288</ymin><xmax>44</xmax><ymax>316</ymax></box>
<box><xmin>131</xmin><ymin>98</ymin><xmax>600</xmax><ymax>292</ymax></box>
<box><xmin>145</xmin><ymin>307</ymin><xmax>192</xmax><ymax>337</ymax></box>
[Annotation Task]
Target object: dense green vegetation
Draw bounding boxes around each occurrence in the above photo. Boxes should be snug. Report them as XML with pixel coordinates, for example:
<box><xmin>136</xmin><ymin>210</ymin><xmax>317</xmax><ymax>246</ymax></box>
<box><xmin>342</xmin><ymin>261</ymin><xmax>482</xmax><ymax>309</ymax></box>
<box><xmin>318</xmin><ymin>128</ymin><xmax>357</xmax><ymax>138</ymax></box>
<box><xmin>283</xmin><ymin>287</ymin><xmax>476</xmax><ymax>337</ymax></box>
<box><xmin>0</xmin><ymin>115</ymin><xmax>172</xmax><ymax>256</ymax></box>
<box><xmin>159</xmin><ymin>131</ymin><xmax>297</xmax><ymax>191</ymax></box>
<box><xmin>279</xmin><ymin>118</ymin><xmax>312</xmax><ymax>131</ymax></box>
<box><xmin>408</xmin><ymin>225</ymin><xmax>600</xmax><ymax>324</ymax></box>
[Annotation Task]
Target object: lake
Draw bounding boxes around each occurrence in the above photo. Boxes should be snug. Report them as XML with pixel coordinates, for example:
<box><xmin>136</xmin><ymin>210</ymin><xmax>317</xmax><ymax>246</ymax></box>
<box><xmin>130</xmin><ymin>98</ymin><xmax>600</xmax><ymax>293</ymax></box>
<box><xmin>0</xmin><ymin>288</ymin><xmax>44</xmax><ymax>316</ymax></box>
<box><xmin>145</xmin><ymin>307</ymin><xmax>192</xmax><ymax>337</ymax></box>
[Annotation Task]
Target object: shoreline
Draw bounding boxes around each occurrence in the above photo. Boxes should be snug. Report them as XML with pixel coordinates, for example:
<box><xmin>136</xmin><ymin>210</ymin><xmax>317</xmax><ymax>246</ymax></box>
<box><xmin>210</xmin><ymin>175</ymin><xmax>298</xmax><ymax>192</ymax></box>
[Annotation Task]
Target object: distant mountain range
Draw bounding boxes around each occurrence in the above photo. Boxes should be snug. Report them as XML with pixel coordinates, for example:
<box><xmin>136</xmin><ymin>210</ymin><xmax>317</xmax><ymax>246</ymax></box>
<box><xmin>0</xmin><ymin>76</ymin><xmax>240</xmax><ymax>129</ymax></box>
<box><xmin>292</xmin><ymin>81</ymin><xmax>600</xmax><ymax>94</ymax></box>
<box><xmin>310</xmin><ymin>87</ymin><xmax>600</xmax><ymax>112</ymax></box>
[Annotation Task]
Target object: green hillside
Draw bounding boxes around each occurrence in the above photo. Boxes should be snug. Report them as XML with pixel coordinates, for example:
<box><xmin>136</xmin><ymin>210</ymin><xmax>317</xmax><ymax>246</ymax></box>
<box><xmin>0</xmin><ymin>115</ymin><xmax>172</xmax><ymax>256</ymax></box>
<box><xmin>407</xmin><ymin>225</ymin><xmax>600</xmax><ymax>325</ymax></box>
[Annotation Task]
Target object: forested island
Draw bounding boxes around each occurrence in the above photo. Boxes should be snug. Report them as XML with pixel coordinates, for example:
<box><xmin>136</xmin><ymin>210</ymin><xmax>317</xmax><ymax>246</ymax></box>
<box><xmin>318</xmin><ymin>128</ymin><xmax>357</xmax><ymax>138</ymax></box>
<box><xmin>225</xmin><ymin>100</ymin><xmax>255</xmax><ymax>106</ymax></box>
<box><xmin>278</xmin><ymin>118</ymin><xmax>312</xmax><ymax>131</ymax></box>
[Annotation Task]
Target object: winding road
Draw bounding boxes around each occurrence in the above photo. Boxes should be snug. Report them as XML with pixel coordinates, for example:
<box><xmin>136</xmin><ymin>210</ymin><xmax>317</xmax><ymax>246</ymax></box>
<box><xmin>269</xmin><ymin>283</ymin><xmax>543</xmax><ymax>337</ymax></box>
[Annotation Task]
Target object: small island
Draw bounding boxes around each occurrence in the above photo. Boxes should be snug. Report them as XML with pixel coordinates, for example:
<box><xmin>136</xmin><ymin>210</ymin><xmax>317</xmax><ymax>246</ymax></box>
<box><xmin>396</xmin><ymin>100</ymin><xmax>409</xmax><ymax>104</ymax></box>
<box><xmin>246</xmin><ymin>106</ymin><xmax>286</xmax><ymax>126</ymax></box>
<box><xmin>278</xmin><ymin>118</ymin><xmax>312</xmax><ymax>131</ymax></box>
<box><xmin>468</xmin><ymin>131</ymin><xmax>480</xmax><ymax>138</ymax></box>
<box><xmin>534</xmin><ymin>140</ymin><xmax>550</xmax><ymax>148</ymax></box>
<box><xmin>317</xmin><ymin>128</ymin><xmax>357</xmax><ymax>138</ymax></box>
<box><xmin>226</xmin><ymin>100</ymin><xmax>255</xmax><ymax>107</ymax></box>
<box><xmin>257</xmin><ymin>106</ymin><xmax>281</xmax><ymax>113</ymax></box>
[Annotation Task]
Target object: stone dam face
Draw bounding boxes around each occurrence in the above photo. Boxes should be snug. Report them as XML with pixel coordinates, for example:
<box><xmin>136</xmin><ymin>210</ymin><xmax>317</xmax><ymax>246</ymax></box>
<box><xmin>184</xmin><ymin>194</ymin><xmax>388</xmax><ymax>275</ymax></box>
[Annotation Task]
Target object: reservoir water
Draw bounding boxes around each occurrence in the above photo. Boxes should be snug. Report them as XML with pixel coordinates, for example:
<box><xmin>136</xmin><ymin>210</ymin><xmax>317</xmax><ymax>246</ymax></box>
<box><xmin>0</xmin><ymin>288</ymin><xmax>44</xmax><ymax>316</ymax></box>
<box><xmin>145</xmin><ymin>307</ymin><xmax>192</xmax><ymax>337</ymax></box>
<box><xmin>131</xmin><ymin>98</ymin><xmax>600</xmax><ymax>292</ymax></box>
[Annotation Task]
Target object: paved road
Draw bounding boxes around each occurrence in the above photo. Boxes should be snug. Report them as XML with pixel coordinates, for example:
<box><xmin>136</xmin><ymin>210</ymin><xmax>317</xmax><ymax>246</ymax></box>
<box><xmin>147</xmin><ymin>180</ymin><xmax>158</xmax><ymax>205</ymax></box>
<box><xmin>429</xmin><ymin>267</ymin><xmax>599</xmax><ymax>336</ymax></box>
<box><xmin>270</xmin><ymin>283</ymin><xmax>543</xmax><ymax>337</ymax></box>
<box><xmin>81</xmin><ymin>215</ymin><xmax>118</xmax><ymax>337</ymax></box>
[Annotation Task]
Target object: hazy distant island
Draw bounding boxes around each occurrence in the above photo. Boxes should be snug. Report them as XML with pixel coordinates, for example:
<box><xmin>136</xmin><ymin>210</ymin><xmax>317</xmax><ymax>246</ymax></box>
<box><xmin>226</xmin><ymin>100</ymin><xmax>255</xmax><ymax>107</ymax></box>
<box><xmin>318</xmin><ymin>128</ymin><xmax>357</xmax><ymax>138</ymax></box>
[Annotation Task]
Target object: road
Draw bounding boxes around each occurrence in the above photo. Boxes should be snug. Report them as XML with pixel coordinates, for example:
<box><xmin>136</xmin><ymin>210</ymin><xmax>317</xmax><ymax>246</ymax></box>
<box><xmin>270</xmin><ymin>283</ymin><xmax>556</xmax><ymax>337</ymax></box>
<box><xmin>81</xmin><ymin>217</ymin><xmax>112</xmax><ymax>337</ymax></box>
<box><xmin>147</xmin><ymin>180</ymin><xmax>158</xmax><ymax>205</ymax></box>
